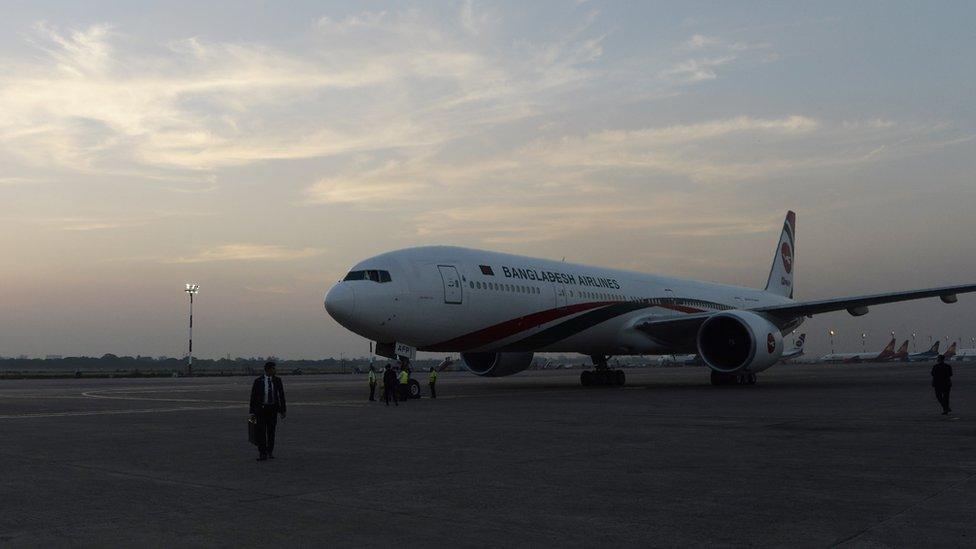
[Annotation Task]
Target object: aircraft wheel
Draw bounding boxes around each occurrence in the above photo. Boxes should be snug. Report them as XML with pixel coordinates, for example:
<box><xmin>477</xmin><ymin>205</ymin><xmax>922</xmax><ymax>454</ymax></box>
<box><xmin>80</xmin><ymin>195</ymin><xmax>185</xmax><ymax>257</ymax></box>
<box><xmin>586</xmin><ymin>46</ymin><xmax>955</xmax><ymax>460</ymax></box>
<box><xmin>615</xmin><ymin>370</ymin><xmax>626</xmax><ymax>386</ymax></box>
<box><xmin>408</xmin><ymin>379</ymin><xmax>422</xmax><ymax>399</ymax></box>
<box><xmin>748</xmin><ymin>373</ymin><xmax>757</xmax><ymax>385</ymax></box>
<box><xmin>581</xmin><ymin>371</ymin><xmax>592</xmax><ymax>386</ymax></box>
<box><xmin>711</xmin><ymin>371</ymin><xmax>734</xmax><ymax>386</ymax></box>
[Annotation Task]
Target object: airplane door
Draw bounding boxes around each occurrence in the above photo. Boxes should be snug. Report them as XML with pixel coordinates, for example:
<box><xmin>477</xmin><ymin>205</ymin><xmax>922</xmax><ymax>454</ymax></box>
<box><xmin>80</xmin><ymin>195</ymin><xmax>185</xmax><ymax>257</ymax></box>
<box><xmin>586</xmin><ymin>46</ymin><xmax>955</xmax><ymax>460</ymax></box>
<box><xmin>437</xmin><ymin>265</ymin><xmax>463</xmax><ymax>304</ymax></box>
<box><xmin>554</xmin><ymin>283</ymin><xmax>568</xmax><ymax>309</ymax></box>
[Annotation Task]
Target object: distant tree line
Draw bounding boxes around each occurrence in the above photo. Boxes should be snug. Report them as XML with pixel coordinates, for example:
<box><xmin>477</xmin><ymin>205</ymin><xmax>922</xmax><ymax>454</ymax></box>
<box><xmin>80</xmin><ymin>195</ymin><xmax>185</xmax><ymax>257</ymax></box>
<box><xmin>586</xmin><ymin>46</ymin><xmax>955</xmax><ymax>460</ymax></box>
<box><xmin>0</xmin><ymin>354</ymin><xmax>447</xmax><ymax>374</ymax></box>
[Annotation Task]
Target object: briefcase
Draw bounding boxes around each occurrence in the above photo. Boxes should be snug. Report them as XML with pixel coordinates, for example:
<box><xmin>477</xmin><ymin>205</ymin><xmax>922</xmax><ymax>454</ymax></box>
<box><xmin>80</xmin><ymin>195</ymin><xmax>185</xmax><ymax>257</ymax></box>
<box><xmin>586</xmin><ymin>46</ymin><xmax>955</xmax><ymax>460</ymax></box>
<box><xmin>247</xmin><ymin>416</ymin><xmax>258</xmax><ymax>446</ymax></box>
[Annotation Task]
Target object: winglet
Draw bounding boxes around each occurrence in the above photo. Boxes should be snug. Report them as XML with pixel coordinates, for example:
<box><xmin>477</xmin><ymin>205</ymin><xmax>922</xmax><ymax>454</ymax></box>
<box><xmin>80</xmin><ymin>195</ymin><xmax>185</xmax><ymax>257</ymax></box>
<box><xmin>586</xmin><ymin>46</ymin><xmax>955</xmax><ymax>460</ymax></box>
<box><xmin>764</xmin><ymin>211</ymin><xmax>796</xmax><ymax>299</ymax></box>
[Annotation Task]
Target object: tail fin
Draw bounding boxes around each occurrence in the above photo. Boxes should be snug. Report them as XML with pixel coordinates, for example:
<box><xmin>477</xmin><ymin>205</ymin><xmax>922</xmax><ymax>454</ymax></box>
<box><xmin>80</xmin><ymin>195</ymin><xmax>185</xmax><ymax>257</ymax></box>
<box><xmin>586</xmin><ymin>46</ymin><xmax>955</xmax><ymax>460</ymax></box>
<box><xmin>765</xmin><ymin>211</ymin><xmax>796</xmax><ymax>298</ymax></box>
<box><xmin>930</xmin><ymin>341</ymin><xmax>941</xmax><ymax>354</ymax></box>
<box><xmin>894</xmin><ymin>340</ymin><xmax>909</xmax><ymax>358</ymax></box>
<box><xmin>945</xmin><ymin>342</ymin><xmax>957</xmax><ymax>358</ymax></box>
<box><xmin>878</xmin><ymin>338</ymin><xmax>896</xmax><ymax>358</ymax></box>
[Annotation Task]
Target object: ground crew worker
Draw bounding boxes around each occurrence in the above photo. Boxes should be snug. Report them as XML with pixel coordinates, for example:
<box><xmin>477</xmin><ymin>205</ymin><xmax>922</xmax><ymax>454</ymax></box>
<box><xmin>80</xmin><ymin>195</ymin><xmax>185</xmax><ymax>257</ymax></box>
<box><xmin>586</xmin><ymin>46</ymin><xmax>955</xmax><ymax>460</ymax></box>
<box><xmin>428</xmin><ymin>367</ymin><xmax>438</xmax><ymax>399</ymax></box>
<box><xmin>931</xmin><ymin>354</ymin><xmax>953</xmax><ymax>415</ymax></box>
<box><xmin>382</xmin><ymin>363</ymin><xmax>397</xmax><ymax>406</ymax></box>
<box><xmin>368</xmin><ymin>365</ymin><xmax>377</xmax><ymax>401</ymax></box>
<box><xmin>399</xmin><ymin>365</ymin><xmax>410</xmax><ymax>401</ymax></box>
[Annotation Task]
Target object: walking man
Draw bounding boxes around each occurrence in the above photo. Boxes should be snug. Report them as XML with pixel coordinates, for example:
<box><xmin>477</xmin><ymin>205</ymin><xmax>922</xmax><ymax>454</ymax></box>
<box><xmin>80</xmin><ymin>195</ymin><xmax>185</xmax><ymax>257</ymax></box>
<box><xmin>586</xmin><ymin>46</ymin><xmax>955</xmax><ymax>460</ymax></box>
<box><xmin>931</xmin><ymin>354</ymin><xmax>953</xmax><ymax>415</ymax></box>
<box><xmin>368</xmin><ymin>365</ymin><xmax>377</xmax><ymax>401</ymax></box>
<box><xmin>428</xmin><ymin>367</ymin><xmax>438</xmax><ymax>399</ymax></box>
<box><xmin>382</xmin><ymin>363</ymin><xmax>398</xmax><ymax>406</ymax></box>
<box><xmin>249</xmin><ymin>361</ymin><xmax>287</xmax><ymax>461</ymax></box>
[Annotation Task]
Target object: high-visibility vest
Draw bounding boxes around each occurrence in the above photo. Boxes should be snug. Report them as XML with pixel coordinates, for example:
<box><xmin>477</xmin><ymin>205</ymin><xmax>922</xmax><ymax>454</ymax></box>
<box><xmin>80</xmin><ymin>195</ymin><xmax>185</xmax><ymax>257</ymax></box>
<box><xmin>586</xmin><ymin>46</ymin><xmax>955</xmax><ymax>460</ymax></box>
<box><xmin>368</xmin><ymin>371</ymin><xmax>376</xmax><ymax>384</ymax></box>
<box><xmin>399</xmin><ymin>371</ymin><xmax>409</xmax><ymax>384</ymax></box>
<box><xmin>428</xmin><ymin>371</ymin><xmax>438</xmax><ymax>383</ymax></box>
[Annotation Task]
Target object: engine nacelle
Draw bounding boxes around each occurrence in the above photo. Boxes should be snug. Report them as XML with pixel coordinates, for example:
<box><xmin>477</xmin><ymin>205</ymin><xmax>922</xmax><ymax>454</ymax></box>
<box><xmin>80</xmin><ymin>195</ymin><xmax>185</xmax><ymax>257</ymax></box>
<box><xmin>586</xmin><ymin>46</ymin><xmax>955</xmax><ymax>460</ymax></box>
<box><xmin>696</xmin><ymin>311</ymin><xmax>784</xmax><ymax>374</ymax></box>
<box><xmin>461</xmin><ymin>352</ymin><xmax>534</xmax><ymax>377</ymax></box>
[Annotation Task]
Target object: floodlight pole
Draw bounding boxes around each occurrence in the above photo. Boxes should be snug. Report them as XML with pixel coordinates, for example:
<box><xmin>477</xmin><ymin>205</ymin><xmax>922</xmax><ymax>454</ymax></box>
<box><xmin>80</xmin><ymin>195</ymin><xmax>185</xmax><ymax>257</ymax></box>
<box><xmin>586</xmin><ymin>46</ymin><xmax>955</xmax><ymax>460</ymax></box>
<box><xmin>185</xmin><ymin>284</ymin><xmax>199</xmax><ymax>375</ymax></box>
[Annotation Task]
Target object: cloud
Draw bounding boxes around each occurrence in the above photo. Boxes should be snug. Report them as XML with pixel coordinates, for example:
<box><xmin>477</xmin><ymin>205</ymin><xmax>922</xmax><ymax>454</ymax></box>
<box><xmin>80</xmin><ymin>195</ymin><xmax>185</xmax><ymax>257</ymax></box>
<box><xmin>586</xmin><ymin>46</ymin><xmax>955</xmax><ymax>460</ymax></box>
<box><xmin>684</xmin><ymin>34</ymin><xmax>719</xmax><ymax>49</ymax></box>
<box><xmin>169</xmin><ymin>244</ymin><xmax>323</xmax><ymax>263</ymax></box>
<box><xmin>0</xmin><ymin>13</ymin><xmax>609</xmax><ymax>178</ymax></box>
<box><xmin>0</xmin><ymin>177</ymin><xmax>43</xmax><ymax>187</ymax></box>
<box><xmin>658</xmin><ymin>56</ymin><xmax>735</xmax><ymax>83</ymax></box>
<box><xmin>305</xmin><ymin>178</ymin><xmax>428</xmax><ymax>206</ymax></box>
<box><xmin>662</xmin><ymin>33</ymin><xmax>775</xmax><ymax>84</ymax></box>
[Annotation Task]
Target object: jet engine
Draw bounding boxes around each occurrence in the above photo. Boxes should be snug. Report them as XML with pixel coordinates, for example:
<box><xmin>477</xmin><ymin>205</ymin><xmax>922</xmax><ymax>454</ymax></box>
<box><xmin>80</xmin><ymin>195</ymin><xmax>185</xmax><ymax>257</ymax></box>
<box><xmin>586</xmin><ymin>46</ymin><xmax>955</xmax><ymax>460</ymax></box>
<box><xmin>696</xmin><ymin>311</ymin><xmax>784</xmax><ymax>373</ymax></box>
<box><xmin>461</xmin><ymin>352</ymin><xmax>535</xmax><ymax>377</ymax></box>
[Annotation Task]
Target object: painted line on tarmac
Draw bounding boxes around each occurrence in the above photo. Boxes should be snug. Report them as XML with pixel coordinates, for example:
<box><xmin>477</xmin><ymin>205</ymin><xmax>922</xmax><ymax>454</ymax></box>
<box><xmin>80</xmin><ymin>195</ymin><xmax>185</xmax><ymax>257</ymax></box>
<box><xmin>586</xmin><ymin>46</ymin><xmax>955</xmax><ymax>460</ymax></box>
<box><xmin>0</xmin><ymin>404</ymin><xmax>247</xmax><ymax>419</ymax></box>
<box><xmin>0</xmin><ymin>387</ymin><xmax>580</xmax><ymax>420</ymax></box>
<box><xmin>81</xmin><ymin>390</ymin><xmax>241</xmax><ymax>404</ymax></box>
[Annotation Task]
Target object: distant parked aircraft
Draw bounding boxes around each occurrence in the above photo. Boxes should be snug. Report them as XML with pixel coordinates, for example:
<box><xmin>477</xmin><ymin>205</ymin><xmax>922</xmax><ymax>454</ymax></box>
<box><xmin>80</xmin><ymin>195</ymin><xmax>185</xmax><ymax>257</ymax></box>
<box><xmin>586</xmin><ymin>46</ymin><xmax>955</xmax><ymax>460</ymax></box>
<box><xmin>780</xmin><ymin>333</ymin><xmax>807</xmax><ymax>361</ymax></box>
<box><xmin>907</xmin><ymin>341</ymin><xmax>941</xmax><ymax>362</ymax></box>
<box><xmin>818</xmin><ymin>338</ymin><xmax>897</xmax><ymax>363</ymax></box>
<box><xmin>889</xmin><ymin>340</ymin><xmax>910</xmax><ymax>361</ymax></box>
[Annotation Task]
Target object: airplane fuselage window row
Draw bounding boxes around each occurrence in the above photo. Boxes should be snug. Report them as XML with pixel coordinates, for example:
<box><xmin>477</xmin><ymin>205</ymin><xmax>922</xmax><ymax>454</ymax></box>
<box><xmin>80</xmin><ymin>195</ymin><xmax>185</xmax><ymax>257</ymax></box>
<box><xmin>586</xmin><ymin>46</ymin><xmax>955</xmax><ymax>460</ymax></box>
<box><xmin>469</xmin><ymin>280</ymin><xmax>542</xmax><ymax>294</ymax></box>
<box><xmin>461</xmin><ymin>273</ymin><xmax>728</xmax><ymax>310</ymax></box>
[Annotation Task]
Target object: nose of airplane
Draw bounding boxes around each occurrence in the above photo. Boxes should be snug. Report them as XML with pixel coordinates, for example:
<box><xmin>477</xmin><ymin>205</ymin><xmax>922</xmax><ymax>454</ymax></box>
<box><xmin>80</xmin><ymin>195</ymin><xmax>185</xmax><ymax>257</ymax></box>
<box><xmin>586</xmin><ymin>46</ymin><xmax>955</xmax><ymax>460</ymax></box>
<box><xmin>324</xmin><ymin>283</ymin><xmax>356</xmax><ymax>324</ymax></box>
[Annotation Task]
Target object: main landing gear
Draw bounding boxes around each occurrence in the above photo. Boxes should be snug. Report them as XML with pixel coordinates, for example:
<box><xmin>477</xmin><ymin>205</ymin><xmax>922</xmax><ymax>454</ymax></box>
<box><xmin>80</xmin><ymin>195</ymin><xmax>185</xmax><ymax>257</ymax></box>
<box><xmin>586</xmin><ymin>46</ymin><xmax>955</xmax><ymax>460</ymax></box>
<box><xmin>710</xmin><ymin>371</ymin><xmax>757</xmax><ymax>386</ymax></box>
<box><xmin>581</xmin><ymin>355</ymin><xmax>626</xmax><ymax>387</ymax></box>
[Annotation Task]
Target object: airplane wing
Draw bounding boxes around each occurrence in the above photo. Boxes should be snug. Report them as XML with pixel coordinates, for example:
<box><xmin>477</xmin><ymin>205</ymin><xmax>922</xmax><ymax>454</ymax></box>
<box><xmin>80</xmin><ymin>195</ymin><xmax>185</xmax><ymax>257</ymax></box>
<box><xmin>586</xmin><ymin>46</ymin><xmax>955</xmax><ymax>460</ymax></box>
<box><xmin>635</xmin><ymin>283</ymin><xmax>976</xmax><ymax>352</ymax></box>
<box><xmin>753</xmin><ymin>284</ymin><xmax>976</xmax><ymax>320</ymax></box>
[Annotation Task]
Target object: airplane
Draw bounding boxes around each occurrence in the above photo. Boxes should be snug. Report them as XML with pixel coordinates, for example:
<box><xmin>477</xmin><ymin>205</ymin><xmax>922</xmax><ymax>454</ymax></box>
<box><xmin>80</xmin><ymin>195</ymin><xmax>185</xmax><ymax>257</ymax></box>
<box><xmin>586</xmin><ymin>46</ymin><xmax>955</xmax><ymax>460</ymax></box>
<box><xmin>817</xmin><ymin>338</ymin><xmax>897</xmax><ymax>363</ymax></box>
<box><xmin>952</xmin><ymin>345</ymin><xmax>976</xmax><ymax>362</ymax></box>
<box><xmin>324</xmin><ymin>211</ymin><xmax>976</xmax><ymax>387</ymax></box>
<box><xmin>780</xmin><ymin>333</ymin><xmax>807</xmax><ymax>361</ymax></box>
<box><xmin>889</xmin><ymin>340</ymin><xmax>910</xmax><ymax>361</ymax></box>
<box><xmin>907</xmin><ymin>341</ymin><xmax>941</xmax><ymax>362</ymax></box>
<box><xmin>944</xmin><ymin>341</ymin><xmax>957</xmax><ymax>360</ymax></box>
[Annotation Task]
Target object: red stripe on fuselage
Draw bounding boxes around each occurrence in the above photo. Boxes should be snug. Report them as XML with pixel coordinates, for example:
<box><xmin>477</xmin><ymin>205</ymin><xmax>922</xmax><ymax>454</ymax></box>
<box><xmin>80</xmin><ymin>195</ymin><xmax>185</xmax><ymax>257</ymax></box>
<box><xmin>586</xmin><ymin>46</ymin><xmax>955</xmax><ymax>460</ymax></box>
<box><xmin>425</xmin><ymin>300</ymin><xmax>707</xmax><ymax>352</ymax></box>
<box><xmin>426</xmin><ymin>301</ymin><xmax>614</xmax><ymax>351</ymax></box>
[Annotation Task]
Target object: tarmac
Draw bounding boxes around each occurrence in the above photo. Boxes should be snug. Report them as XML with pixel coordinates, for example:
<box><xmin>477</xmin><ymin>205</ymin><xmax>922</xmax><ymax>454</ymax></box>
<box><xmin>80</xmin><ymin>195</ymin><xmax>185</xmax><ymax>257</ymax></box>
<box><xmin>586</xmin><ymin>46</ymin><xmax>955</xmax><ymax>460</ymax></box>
<box><xmin>1</xmin><ymin>363</ymin><xmax>974</xmax><ymax>548</ymax></box>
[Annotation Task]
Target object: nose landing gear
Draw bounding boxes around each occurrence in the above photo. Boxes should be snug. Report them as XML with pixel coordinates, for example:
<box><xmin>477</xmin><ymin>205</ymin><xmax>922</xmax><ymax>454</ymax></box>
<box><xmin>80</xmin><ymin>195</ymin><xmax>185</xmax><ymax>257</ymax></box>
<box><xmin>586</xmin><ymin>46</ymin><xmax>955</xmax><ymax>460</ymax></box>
<box><xmin>580</xmin><ymin>355</ymin><xmax>626</xmax><ymax>387</ymax></box>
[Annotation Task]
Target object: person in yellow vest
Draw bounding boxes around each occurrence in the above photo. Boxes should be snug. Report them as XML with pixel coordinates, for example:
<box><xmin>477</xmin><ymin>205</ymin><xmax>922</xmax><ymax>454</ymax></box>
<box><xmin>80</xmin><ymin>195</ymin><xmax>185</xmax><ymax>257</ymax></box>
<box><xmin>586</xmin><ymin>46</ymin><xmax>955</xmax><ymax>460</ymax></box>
<box><xmin>367</xmin><ymin>365</ymin><xmax>377</xmax><ymax>401</ymax></box>
<box><xmin>428</xmin><ymin>367</ymin><xmax>438</xmax><ymax>399</ymax></box>
<box><xmin>398</xmin><ymin>366</ymin><xmax>410</xmax><ymax>402</ymax></box>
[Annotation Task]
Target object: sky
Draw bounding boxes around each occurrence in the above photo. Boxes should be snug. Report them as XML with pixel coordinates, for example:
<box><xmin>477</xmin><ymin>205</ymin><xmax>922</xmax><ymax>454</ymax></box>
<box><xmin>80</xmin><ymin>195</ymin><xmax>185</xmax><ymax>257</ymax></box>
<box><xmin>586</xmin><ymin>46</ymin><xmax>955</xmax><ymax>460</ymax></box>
<box><xmin>0</xmin><ymin>0</ymin><xmax>974</xmax><ymax>359</ymax></box>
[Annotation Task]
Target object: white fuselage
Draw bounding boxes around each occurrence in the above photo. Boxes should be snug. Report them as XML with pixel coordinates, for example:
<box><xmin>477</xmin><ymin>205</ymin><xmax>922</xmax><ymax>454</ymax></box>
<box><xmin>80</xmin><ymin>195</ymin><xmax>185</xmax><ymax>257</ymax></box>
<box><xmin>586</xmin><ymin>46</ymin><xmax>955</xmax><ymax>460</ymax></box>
<box><xmin>325</xmin><ymin>246</ymin><xmax>797</xmax><ymax>356</ymax></box>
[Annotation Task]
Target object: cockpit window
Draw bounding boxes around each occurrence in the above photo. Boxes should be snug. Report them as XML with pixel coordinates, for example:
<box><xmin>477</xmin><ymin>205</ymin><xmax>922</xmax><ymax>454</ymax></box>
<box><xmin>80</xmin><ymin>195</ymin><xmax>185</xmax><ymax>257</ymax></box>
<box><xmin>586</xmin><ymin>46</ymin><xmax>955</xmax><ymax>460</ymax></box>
<box><xmin>343</xmin><ymin>269</ymin><xmax>392</xmax><ymax>283</ymax></box>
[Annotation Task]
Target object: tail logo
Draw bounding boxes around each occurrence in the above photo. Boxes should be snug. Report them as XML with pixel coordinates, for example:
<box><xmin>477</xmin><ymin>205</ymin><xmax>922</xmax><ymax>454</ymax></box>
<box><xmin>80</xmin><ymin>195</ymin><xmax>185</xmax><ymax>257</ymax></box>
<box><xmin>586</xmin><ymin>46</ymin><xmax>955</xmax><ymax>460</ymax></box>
<box><xmin>781</xmin><ymin>242</ymin><xmax>793</xmax><ymax>274</ymax></box>
<box><xmin>767</xmin><ymin>333</ymin><xmax>776</xmax><ymax>354</ymax></box>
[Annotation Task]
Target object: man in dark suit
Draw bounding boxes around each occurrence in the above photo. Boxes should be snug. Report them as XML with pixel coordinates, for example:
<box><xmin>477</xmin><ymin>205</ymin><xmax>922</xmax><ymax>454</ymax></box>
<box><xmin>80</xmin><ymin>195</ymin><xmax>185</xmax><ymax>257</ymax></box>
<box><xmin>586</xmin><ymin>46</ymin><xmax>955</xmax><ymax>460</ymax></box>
<box><xmin>382</xmin><ymin>363</ymin><xmax>398</xmax><ymax>406</ymax></box>
<box><xmin>250</xmin><ymin>361</ymin><xmax>287</xmax><ymax>460</ymax></box>
<box><xmin>931</xmin><ymin>354</ymin><xmax>953</xmax><ymax>415</ymax></box>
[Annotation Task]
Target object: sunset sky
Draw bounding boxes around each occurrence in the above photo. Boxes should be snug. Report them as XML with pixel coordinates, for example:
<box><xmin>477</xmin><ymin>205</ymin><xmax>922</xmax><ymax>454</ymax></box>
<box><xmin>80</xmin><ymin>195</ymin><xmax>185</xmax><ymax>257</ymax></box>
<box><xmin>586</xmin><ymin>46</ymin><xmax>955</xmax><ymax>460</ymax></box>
<box><xmin>1</xmin><ymin>1</ymin><xmax>974</xmax><ymax>359</ymax></box>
